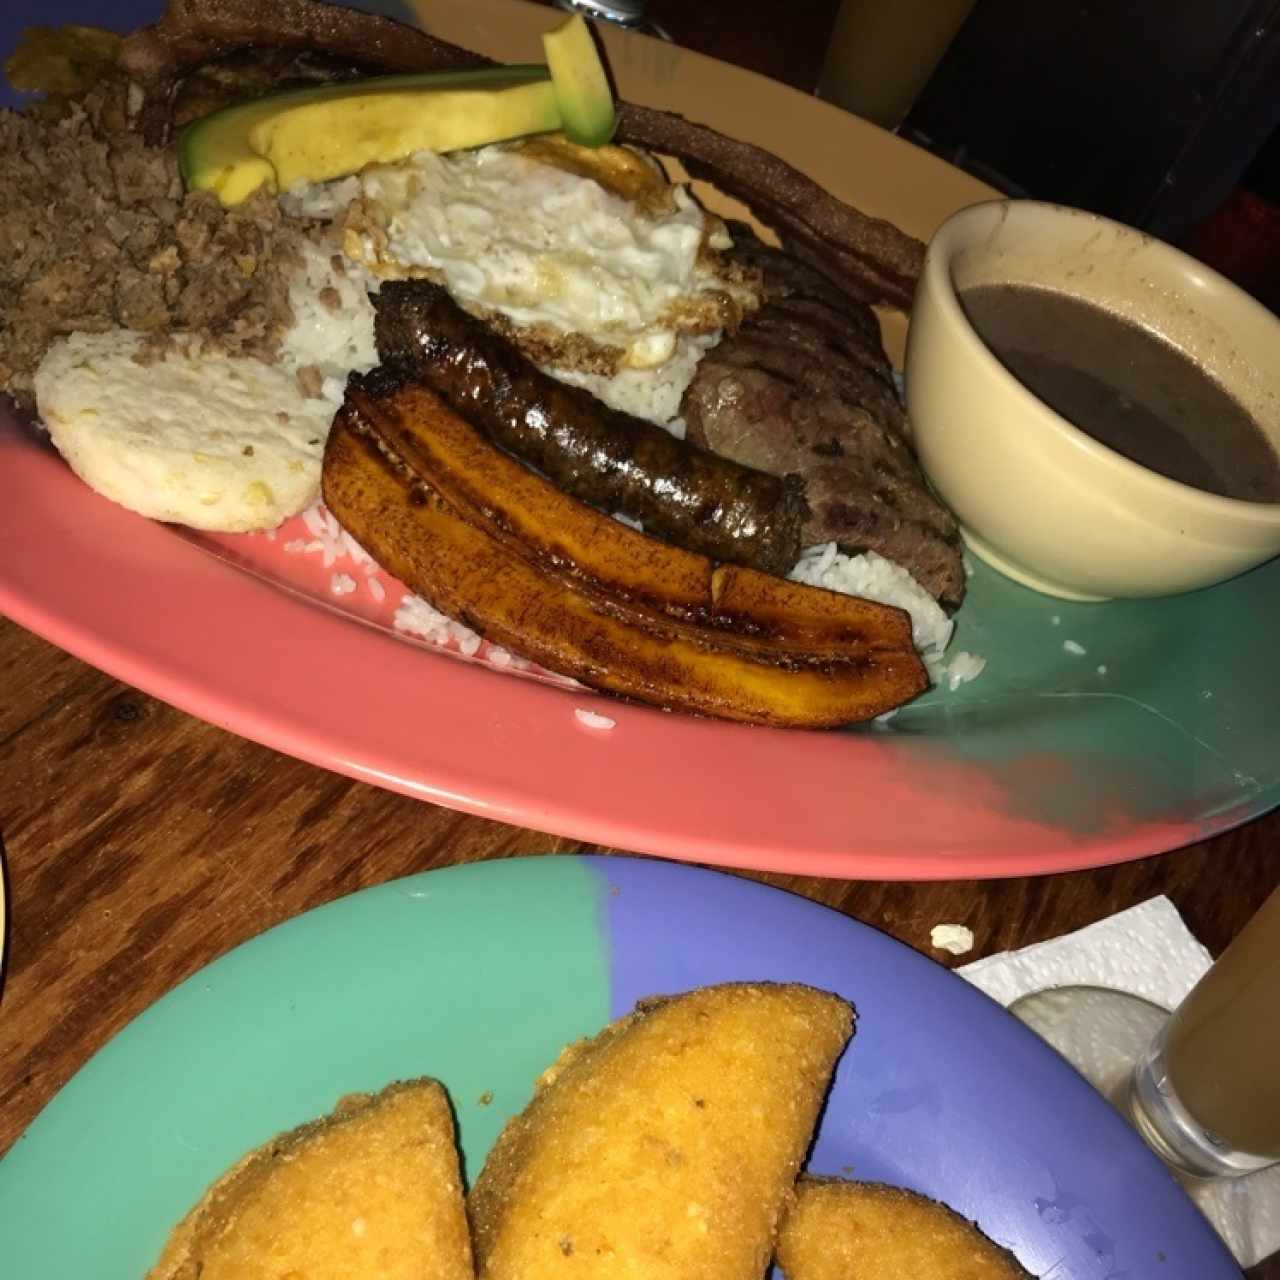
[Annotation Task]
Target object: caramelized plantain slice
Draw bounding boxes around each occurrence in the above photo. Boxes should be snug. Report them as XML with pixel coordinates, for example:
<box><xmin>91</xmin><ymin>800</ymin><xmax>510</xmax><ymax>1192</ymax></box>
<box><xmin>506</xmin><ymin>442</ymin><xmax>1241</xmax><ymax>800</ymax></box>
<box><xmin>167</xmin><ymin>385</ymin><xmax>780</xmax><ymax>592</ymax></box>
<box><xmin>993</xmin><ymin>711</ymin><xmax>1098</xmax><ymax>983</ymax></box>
<box><xmin>322</xmin><ymin>416</ymin><xmax>926</xmax><ymax>727</ymax></box>
<box><xmin>343</xmin><ymin>373</ymin><xmax>921</xmax><ymax>663</ymax></box>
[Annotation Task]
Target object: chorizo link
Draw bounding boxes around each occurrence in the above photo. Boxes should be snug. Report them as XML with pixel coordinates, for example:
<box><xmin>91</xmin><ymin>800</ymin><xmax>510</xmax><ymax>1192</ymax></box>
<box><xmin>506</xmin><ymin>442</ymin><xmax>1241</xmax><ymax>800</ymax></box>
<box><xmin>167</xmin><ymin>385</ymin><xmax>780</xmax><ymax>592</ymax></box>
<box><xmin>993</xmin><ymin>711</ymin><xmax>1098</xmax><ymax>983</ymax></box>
<box><xmin>372</xmin><ymin>281</ymin><xmax>808</xmax><ymax>576</ymax></box>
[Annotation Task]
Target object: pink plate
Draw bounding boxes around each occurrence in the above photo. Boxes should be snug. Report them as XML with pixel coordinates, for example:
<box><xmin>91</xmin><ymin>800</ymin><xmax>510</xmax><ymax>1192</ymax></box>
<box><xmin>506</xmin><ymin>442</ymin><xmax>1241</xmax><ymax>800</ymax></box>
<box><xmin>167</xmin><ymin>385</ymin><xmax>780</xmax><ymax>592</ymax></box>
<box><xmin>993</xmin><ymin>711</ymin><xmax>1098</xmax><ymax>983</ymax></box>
<box><xmin>2</xmin><ymin>417</ymin><xmax>1243</xmax><ymax>877</ymax></box>
<box><xmin>3</xmin><ymin>0</ymin><xmax>1275</xmax><ymax>877</ymax></box>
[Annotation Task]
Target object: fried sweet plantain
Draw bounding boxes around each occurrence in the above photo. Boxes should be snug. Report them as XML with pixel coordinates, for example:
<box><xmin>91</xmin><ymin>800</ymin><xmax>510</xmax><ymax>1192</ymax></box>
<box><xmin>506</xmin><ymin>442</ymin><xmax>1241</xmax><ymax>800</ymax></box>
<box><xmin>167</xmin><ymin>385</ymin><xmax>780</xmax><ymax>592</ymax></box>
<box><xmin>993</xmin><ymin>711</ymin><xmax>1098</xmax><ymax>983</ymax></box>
<box><xmin>469</xmin><ymin>984</ymin><xmax>854</xmax><ymax>1280</ymax></box>
<box><xmin>323</xmin><ymin>397</ymin><xmax>926</xmax><ymax>726</ymax></box>
<box><xmin>343</xmin><ymin>372</ymin><xmax>924</xmax><ymax>663</ymax></box>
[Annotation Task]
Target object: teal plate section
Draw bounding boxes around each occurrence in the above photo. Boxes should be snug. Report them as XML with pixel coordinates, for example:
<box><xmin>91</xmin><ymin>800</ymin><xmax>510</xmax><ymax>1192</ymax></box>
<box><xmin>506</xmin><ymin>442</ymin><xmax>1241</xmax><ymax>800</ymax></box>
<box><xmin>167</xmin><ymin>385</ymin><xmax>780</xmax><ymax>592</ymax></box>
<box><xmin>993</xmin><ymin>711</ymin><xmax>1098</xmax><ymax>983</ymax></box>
<box><xmin>0</xmin><ymin>858</ymin><xmax>610</xmax><ymax>1277</ymax></box>
<box><xmin>886</xmin><ymin>554</ymin><xmax>1280</xmax><ymax>834</ymax></box>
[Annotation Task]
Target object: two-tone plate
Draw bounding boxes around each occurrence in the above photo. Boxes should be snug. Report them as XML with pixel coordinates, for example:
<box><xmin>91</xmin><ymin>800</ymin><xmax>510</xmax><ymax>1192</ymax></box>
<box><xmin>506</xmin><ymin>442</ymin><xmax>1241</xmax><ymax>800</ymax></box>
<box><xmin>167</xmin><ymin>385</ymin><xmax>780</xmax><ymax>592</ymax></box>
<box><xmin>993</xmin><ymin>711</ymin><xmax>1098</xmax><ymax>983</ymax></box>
<box><xmin>0</xmin><ymin>856</ymin><xmax>1240</xmax><ymax>1277</ymax></box>
<box><xmin>1</xmin><ymin>0</ymin><xmax>1276</xmax><ymax>876</ymax></box>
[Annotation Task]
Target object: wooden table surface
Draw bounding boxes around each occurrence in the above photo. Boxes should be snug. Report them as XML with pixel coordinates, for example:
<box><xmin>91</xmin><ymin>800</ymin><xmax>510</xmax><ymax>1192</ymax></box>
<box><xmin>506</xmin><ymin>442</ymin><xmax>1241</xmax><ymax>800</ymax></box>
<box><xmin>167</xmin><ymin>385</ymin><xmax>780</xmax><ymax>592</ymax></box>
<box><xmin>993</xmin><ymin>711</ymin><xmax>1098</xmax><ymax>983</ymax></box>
<box><xmin>2</xmin><ymin>0</ymin><xmax>1279</xmax><ymax>1270</ymax></box>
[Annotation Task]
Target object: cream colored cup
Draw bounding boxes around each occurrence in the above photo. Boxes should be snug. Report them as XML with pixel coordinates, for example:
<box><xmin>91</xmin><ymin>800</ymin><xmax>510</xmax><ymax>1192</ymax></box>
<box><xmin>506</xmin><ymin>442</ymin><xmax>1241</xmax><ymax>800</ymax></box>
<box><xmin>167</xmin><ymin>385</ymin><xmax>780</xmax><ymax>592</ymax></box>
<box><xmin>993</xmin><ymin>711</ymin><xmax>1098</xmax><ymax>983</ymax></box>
<box><xmin>905</xmin><ymin>200</ymin><xmax>1280</xmax><ymax>600</ymax></box>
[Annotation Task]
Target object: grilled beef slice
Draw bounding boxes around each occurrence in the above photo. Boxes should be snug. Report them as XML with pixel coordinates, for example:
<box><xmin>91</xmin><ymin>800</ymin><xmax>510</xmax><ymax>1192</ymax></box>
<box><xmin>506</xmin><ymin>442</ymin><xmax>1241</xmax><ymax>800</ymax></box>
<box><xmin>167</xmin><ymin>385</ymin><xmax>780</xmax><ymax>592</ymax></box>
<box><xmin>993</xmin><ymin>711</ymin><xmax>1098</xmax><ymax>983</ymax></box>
<box><xmin>682</xmin><ymin>232</ymin><xmax>966</xmax><ymax>609</ymax></box>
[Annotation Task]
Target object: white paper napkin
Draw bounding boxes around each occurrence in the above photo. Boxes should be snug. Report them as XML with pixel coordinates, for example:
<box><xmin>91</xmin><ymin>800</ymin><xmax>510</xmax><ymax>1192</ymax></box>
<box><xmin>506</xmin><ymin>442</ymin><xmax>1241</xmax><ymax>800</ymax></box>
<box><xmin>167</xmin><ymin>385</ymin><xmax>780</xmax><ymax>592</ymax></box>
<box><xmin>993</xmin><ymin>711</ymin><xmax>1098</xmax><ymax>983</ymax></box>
<box><xmin>958</xmin><ymin>896</ymin><xmax>1280</xmax><ymax>1269</ymax></box>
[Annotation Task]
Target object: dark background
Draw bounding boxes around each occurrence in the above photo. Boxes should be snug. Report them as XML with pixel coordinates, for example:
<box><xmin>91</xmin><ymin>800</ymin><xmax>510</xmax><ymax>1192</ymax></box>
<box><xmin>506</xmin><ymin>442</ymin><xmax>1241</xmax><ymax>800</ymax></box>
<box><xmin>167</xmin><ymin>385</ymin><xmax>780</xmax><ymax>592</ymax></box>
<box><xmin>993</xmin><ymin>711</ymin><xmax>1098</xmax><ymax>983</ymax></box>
<box><xmin>905</xmin><ymin>0</ymin><xmax>1280</xmax><ymax>235</ymax></box>
<box><xmin>635</xmin><ymin>0</ymin><xmax>1280</xmax><ymax>313</ymax></box>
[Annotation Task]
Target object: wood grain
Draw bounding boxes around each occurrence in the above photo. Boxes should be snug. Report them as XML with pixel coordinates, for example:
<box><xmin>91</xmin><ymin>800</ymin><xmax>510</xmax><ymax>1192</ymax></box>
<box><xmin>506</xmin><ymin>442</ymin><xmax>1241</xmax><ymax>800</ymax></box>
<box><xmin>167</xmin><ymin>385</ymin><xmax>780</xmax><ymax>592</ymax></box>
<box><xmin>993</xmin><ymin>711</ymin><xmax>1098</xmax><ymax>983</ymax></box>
<box><xmin>4</xmin><ymin>612</ymin><xmax>1278</xmax><ymax>1163</ymax></box>
<box><xmin>2</xmin><ymin>6</ymin><xmax>1279</xmax><ymax>1274</ymax></box>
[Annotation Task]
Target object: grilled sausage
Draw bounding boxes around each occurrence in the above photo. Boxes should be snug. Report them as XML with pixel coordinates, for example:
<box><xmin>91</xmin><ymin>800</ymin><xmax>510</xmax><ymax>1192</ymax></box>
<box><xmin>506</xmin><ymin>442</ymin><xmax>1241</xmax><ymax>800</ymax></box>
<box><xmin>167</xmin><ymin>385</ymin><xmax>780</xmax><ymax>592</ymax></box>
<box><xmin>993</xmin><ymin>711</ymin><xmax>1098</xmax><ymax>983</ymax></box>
<box><xmin>372</xmin><ymin>281</ymin><xmax>808</xmax><ymax>576</ymax></box>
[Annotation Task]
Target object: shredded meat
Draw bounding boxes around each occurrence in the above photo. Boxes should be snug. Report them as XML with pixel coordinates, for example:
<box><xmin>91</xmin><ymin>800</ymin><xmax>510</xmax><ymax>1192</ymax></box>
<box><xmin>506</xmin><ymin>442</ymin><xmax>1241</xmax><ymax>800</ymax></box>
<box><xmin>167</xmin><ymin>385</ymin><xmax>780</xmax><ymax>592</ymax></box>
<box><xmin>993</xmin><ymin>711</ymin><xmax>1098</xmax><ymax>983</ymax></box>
<box><xmin>0</xmin><ymin>73</ymin><xmax>308</xmax><ymax>410</ymax></box>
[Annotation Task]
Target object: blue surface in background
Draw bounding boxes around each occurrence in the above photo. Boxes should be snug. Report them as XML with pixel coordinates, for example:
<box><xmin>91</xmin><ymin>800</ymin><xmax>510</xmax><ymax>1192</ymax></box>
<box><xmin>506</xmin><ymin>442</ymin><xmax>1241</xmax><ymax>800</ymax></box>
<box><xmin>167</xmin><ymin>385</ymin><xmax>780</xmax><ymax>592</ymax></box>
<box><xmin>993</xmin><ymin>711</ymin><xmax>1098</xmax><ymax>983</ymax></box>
<box><xmin>0</xmin><ymin>0</ymin><xmax>417</xmax><ymax>110</ymax></box>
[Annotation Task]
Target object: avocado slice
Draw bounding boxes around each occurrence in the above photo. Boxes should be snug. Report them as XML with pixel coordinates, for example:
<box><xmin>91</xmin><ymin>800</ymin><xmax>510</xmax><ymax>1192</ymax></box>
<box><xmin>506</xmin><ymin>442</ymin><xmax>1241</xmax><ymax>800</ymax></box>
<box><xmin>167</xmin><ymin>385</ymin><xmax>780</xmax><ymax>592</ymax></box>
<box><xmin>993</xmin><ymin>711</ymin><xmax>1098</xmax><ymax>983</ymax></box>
<box><xmin>542</xmin><ymin>14</ymin><xmax>616</xmax><ymax>148</ymax></box>
<box><xmin>180</xmin><ymin>67</ymin><xmax>561</xmax><ymax>207</ymax></box>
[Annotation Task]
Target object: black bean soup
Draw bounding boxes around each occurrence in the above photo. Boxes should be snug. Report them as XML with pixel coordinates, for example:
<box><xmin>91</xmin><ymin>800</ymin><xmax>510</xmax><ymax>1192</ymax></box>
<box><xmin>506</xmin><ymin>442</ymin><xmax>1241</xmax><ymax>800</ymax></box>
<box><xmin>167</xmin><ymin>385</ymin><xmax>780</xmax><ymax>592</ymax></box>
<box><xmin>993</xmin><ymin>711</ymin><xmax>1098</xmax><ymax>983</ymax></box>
<box><xmin>958</xmin><ymin>283</ymin><xmax>1280</xmax><ymax>503</ymax></box>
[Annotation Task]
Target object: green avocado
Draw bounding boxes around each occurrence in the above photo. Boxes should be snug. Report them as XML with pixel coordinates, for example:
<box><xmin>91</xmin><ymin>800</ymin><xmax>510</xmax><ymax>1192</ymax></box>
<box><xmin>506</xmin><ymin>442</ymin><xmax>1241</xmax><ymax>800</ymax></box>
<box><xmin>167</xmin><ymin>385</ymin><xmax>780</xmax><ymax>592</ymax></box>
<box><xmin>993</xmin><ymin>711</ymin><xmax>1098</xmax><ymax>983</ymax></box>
<box><xmin>542</xmin><ymin>14</ymin><xmax>617</xmax><ymax>148</ymax></box>
<box><xmin>179</xmin><ymin>66</ymin><xmax>561</xmax><ymax>207</ymax></box>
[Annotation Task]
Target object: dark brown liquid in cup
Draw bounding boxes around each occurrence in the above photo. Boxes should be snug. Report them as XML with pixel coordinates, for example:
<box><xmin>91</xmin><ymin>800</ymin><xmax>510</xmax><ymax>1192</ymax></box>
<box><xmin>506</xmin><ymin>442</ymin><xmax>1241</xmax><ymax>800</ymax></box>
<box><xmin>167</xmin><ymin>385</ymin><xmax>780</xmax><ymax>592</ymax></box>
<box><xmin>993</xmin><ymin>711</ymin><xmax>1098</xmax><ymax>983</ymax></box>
<box><xmin>958</xmin><ymin>283</ymin><xmax>1280</xmax><ymax>504</ymax></box>
<box><xmin>1161</xmin><ymin>887</ymin><xmax>1280</xmax><ymax>1157</ymax></box>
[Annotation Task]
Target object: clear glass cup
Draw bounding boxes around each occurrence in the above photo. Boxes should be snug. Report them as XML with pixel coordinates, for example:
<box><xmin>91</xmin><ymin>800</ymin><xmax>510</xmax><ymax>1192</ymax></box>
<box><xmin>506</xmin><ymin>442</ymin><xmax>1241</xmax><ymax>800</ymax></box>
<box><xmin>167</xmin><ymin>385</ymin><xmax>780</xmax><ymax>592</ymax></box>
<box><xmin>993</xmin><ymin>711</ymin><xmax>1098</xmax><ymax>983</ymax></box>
<box><xmin>1013</xmin><ymin>886</ymin><xmax>1280</xmax><ymax>1180</ymax></box>
<box><xmin>816</xmin><ymin>0</ymin><xmax>977</xmax><ymax>131</ymax></box>
<box><xmin>1129</xmin><ymin>885</ymin><xmax>1280</xmax><ymax>1177</ymax></box>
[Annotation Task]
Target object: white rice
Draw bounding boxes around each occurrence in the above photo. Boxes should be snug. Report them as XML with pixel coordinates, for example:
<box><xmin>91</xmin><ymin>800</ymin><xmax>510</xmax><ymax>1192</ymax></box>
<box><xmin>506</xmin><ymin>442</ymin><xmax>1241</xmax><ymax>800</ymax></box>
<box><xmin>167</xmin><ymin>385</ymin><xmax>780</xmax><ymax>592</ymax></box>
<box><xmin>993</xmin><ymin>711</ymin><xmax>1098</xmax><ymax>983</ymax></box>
<box><xmin>1063</xmin><ymin>639</ymin><xmax>1086</xmax><ymax>656</ymax></box>
<box><xmin>789</xmin><ymin>543</ymin><xmax>954</xmax><ymax>666</ymax></box>
<box><xmin>287</xmin><ymin>501</ymin><xmax>378</xmax><ymax>572</ymax></box>
<box><xmin>544</xmin><ymin>333</ymin><xmax>719</xmax><ymax>436</ymax></box>
<box><xmin>393</xmin><ymin>592</ymin><xmax>482</xmax><ymax>650</ymax></box>
<box><xmin>279</xmin><ymin>237</ymin><xmax>378</xmax><ymax>393</ymax></box>
<box><xmin>575</xmin><ymin>708</ymin><xmax>617</xmax><ymax>731</ymax></box>
<box><xmin>945</xmin><ymin>651</ymin><xmax>986</xmax><ymax>691</ymax></box>
<box><xmin>392</xmin><ymin>591</ymin><xmax>540</xmax><ymax>671</ymax></box>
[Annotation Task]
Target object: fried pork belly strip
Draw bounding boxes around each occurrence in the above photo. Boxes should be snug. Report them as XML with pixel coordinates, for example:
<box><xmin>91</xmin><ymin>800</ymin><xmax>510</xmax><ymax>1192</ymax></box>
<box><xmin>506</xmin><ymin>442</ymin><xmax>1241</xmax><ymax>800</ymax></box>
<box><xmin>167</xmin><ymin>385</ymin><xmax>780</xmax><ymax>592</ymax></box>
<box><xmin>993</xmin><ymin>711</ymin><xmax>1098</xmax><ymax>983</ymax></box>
<box><xmin>119</xmin><ymin>0</ymin><xmax>488</xmax><ymax>81</ymax></box>
<box><xmin>776</xmin><ymin>1177</ymin><xmax>1035</xmax><ymax>1280</ymax></box>
<box><xmin>323</xmin><ymin>404</ymin><xmax>926</xmax><ymax>726</ymax></box>
<box><xmin>147</xmin><ymin>1078</ymin><xmax>473</xmax><ymax>1280</ymax></box>
<box><xmin>469</xmin><ymin>984</ymin><xmax>854</xmax><ymax>1280</ymax></box>
<box><xmin>615</xmin><ymin>103</ymin><xmax>922</xmax><ymax>309</ymax></box>
<box><xmin>118</xmin><ymin>0</ymin><xmax>925</xmax><ymax>308</ymax></box>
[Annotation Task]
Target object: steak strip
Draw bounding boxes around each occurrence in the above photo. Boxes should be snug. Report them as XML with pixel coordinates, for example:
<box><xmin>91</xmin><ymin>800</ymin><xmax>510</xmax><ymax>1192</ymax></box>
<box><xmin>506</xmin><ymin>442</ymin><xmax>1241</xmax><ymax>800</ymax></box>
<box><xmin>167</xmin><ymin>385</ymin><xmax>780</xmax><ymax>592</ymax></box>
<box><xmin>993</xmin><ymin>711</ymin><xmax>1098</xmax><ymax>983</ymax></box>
<box><xmin>374</xmin><ymin>281</ymin><xmax>808</xmax><ymax>576</ymax></box>
<box><xmin>118</xmin><ymin>0</ymin><xmax>925</xmax><ymax>307</ymax></box>
<box><xmin>682</xmin><ymin>231</ymin><xmax>966</xmax><ymax>608</ymax></box>
<box><xmin>118</xmin><ymin>0</ymin><xmax>489</xmax><ymax>82</ymax></box>
<box><xmin>615</xmin><ymin>104</ymin><xmax>922</xmax><ymax>310</ymax></box>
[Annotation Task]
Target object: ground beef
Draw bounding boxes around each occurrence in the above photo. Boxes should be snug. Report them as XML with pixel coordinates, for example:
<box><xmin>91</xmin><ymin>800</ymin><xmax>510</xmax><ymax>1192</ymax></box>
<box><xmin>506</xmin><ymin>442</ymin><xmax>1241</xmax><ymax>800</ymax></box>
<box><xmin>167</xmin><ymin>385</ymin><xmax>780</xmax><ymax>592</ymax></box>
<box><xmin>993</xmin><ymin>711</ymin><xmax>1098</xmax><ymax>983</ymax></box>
<box><xmin>0</xmin><ymin>74</ymin><xmax>307</xmax><ymax>410</ymax></box>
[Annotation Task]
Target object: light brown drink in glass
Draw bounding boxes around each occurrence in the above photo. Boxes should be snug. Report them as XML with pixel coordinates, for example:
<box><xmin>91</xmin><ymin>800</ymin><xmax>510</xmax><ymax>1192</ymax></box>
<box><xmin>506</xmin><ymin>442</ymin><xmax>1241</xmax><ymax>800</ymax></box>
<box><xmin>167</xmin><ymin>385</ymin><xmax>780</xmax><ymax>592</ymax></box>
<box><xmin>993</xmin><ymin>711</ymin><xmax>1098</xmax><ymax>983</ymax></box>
<box><xmin>817</xmin><ymin>0</ymin><xmax>977</xmax><ymax>130</ymax></box>
<box><xmin>1163</xmin><ymin>887</ymin><xmax>1280</xmax><ymax>1158</ymax></box>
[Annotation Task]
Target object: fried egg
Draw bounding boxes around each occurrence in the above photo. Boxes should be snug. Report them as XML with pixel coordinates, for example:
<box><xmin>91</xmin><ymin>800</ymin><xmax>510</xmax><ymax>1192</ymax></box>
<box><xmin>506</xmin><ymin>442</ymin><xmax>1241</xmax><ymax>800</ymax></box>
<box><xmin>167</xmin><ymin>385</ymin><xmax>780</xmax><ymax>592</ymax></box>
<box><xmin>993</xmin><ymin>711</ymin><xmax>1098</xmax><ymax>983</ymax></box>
<box><xmin>36</xmin><ymin>141</ymin><xmax>755</xmax><ymax>532</ymax></box>
<box><xmin>285</xmin><ymin>139</ymin><xmax>760</xmax><ymax>384</ymax></box>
